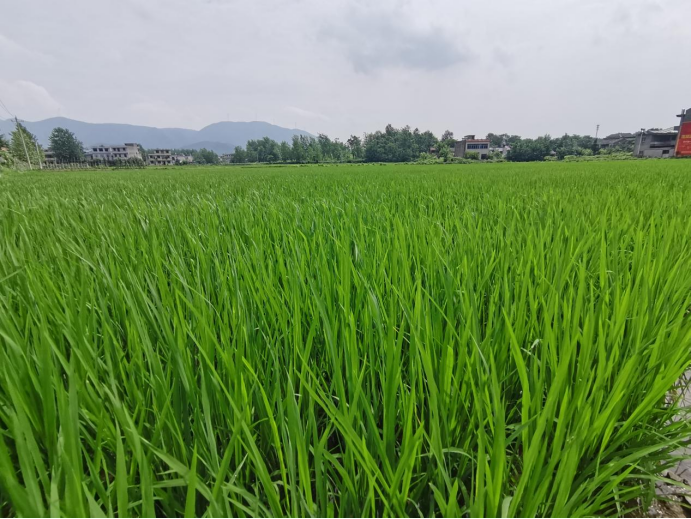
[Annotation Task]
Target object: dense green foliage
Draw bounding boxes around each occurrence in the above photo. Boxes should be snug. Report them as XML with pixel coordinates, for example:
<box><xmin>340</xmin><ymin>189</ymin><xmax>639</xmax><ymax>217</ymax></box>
<box><xmin>9</xmin><ymin>122</ymin><xmax>44</xmax><ymax>167</ymax></box>
<box><xmin>169</xmin><ymin>149</ymin><xmax>220</xmax><ymax>165</ymax></box>
<box><xmin>195</xmin><ymin>148</ymin><xmax>220</xmax><ymax>165</ymax></box>
<box><xmin>49</xmin><ymin>127</ymin><xmax>85</xmax><ymax>163</ymax></box>
<box><xmin>229</xmin><ymin>125</ymin><xmax>436</xmax><ymax>164</ymax></box>
<box><xmin>0</xmin><ymin>134</ymin><xmax>11</xmax><ymax>170</ymax></box>
<box><xmin>364</xmin><ymin>125</ymin><xmax>437</xmax><ymax>163</ymax></box>
<box><xmin>228</xmin><ymin>126</ymin><xmax>613</xmax><ymax>165</ymax></box>
<box><xmin>1</xmin><ymin>162</ymin><xmax>690</xmax><ymax>517</ymax></box>
<box><xmin>233</xmin><ymin>135</ymin><xmax>359</xmax><ymax>164</ymax></box>
<box><xmin>486</xmin><ymin>133</ymin><xmax>522</xmax><ymax>148</ymax></box>
<box><xmin>507</xmin><ymin>134</ymin><xmax>605</xmax><ymax>162</ymax></box>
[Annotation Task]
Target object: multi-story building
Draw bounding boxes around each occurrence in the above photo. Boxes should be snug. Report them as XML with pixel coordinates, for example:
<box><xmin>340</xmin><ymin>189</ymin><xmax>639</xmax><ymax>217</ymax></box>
<box><xmin>220</xmin><ymin>153</ymin><xmax>234</xmax><ymax>164</ymax></box>
<box><xmin>633</xmin><ymin>128</ymin><xmax>679</xmax><ymax>158</ymax></box>
<box><xmin>86</xmin><ymin>143</ymin><xmax>142</xmax><ymax>162</ymax></box>
<box><xmin>633</xmin><ymin>108</ymin><xmax>691</xmax><ymax>158</ymax></box>
<box><xmin>148</xmin><ymin>149</ymin><xmax>173</xmax><ymax>166</ymax></box>
<box><xmin>453</xmin><ymin>135</ymin><xmax>490</xmax><ymax>159</ymax></box>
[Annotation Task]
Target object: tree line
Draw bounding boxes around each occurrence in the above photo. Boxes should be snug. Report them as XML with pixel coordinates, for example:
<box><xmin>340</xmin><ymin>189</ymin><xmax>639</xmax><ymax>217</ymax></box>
<box><xmin>230</xmin><ymin>134</ymin><xmax>362</xmax><ymax>164</ymax></box>
<box><xmin>226</xmin><ymin>126</ymin><xmax>632</xmax><ymax>164</ymax></box>
<box><xmin>1</xmin><ymin>123</ymin><xmax>638</xmax><ymax>171</ymax></box>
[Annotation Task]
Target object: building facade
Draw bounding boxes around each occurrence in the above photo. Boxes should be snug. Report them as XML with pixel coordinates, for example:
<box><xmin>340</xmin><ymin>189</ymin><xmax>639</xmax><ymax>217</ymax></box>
<box><xmin>453</xmin><ymin>135</ymin><xmax>490</xmax><ymax>159</ymax></box>
<box><xmin>633</xmin><ymin>129</ymin><xmax>679</xmax><ymax>158</ymax></box>
<box><xmin>219</xmin><ymin>153</ymin><xmax>234</xmax><ymax>164</ymax></box>
<box><xmin>86</xmin><ymin>143</ymin><xmax>142</xmax><ymax>162</ymax></box>
<box><xmin>148</xmin><ymin>149</ymin><xmax>173</xmax><ymax>166</ymax></box>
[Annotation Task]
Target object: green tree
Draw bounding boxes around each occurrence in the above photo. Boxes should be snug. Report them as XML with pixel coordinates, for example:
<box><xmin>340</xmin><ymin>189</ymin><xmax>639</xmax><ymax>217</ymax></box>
<box><xmin>307</xmin><ymin>138</ymin><xmax>323</xmax><ymax>163</ymax></box>
<box><xmin>441</xmin><ymin>130</ymin><xmax>454</xmax><ymax>143</ymax></box>
<box><xmin>231</xmin><ymin>146</ymin><xmax>247</xmax><ymax>163</ymax></box>
<box><xmin>279</xmin><ymin>141</ymin><xmax>292</xmax><ymax>162</ymax></box>
<box><xmin>507</xmin><ymin>135</ymin><xmax>552</xmax><ymax>162</ymax></box>
<box><xmin>347</xmin><ymin>135</ymin><xmax>364</xmax><ymax>160</ymax></box>
<box><xmin>0</xmin><ymin>134</ymin><xmax>8</xmax><ymax>149</ymax></box>
<box><xmin>10</xmin><ymin>122</ymin><xmax>44</xmax><ymax>167</ymax></box>
<box><xmin>291</xmin><ymin>135</ymin><xmax>308</xmax><ymax>163</ymax></box>
<box><xmin>193</xmin><ymin>148</ymin><xmax>220</xmax><ymax>164</ymax></box>
<box><xmin>413</xmin><ymin>128</ymin><xmax>437</xmax><ymax>156</ymax></box>
<box><xmin>263</xmin><ymin>137</ymin><xmax>281</xmax><ymax>162</ymax></box>
<box><xmin>364</xmin><ymin>124</ymin><xmax>440</xmax><ymax>162</ymax></box>
<box><xmin>437</xmin><ymin>142</ymin><xmax>452</xmax><ymax>162</ymax></box>
<box><xmin>49</xmin><ymin>127</ymin><xmax>85</xmax><ymax>163</ymax></box>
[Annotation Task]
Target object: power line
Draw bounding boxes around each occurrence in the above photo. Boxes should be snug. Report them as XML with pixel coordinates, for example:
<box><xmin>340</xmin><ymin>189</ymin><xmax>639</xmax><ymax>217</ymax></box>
<box><xmin>0</xmin><ymin>96</ymin><xmax>15</xmax><ymax>118</ymax></box>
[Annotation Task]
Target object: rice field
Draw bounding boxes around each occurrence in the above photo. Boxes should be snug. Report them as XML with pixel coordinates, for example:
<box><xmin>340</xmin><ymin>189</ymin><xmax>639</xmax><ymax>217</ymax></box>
<box><xmin>1</xmin><ymin>161</ymin><xmax>691</xmax><ymax>517</ymax></box>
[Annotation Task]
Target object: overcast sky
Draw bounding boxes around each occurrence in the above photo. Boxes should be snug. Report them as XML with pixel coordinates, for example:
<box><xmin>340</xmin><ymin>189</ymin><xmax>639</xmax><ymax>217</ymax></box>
<box><xmin>1</xmin><ymin>0</ymin><xmax>689</xmax><ymax>139</ymax></box>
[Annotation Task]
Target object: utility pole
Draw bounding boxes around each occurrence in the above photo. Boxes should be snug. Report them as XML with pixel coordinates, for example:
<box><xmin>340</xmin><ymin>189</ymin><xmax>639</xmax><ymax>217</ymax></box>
<box><xmin>14</xmin><ymin>117</ymin><xmax>32</xmax><ymax>170</ymax></box>
<box><xmin>595</xmin><ymin>124</ymin><xmax>600</xmax><ymax>140</ymax></box>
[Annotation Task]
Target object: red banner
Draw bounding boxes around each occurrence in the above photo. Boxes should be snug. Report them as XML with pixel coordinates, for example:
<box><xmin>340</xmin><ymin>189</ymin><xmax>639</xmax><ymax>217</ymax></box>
<box><xmin>676</xmin><ymin>121</ymin><xmax>691</xmax><ymax>157</ymax></box>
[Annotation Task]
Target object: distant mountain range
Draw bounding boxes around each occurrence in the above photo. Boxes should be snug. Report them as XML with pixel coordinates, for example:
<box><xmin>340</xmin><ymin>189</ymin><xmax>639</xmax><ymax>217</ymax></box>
<box><xmin>0</xmin><ymin>117</ymin><xmax>314</xmax><ymax>154</ymax></box>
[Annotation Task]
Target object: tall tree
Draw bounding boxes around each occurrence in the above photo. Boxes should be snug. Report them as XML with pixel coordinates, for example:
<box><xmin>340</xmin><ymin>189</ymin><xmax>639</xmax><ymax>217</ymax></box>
<box><xmin>307</xmin><ymin>138</ymin><xmax>323</xmax><ymax>163</ymax></box>
<box><xmin>347</xmin><ymin>135</ymin><xmax>364</xmax><ymax>160</ymax></box>
<box><xmin>49</xmin><ymin>127</ymin><xmax>85</xmax><ymax>163</ymax></box>
<box><xmin>279</xmin><ymin>141</ymin><xmax>292</xmax><ymax>162</ymax></box>
<box><xmin>193</xmin><ymin>148</ymin><xmax>219</xmax><ymax>164</ymax></box>
<box><xmin>413</xmin><ymin>128</ymin><xmax>438</xmax><ymax>156</ymax></box>
<box><xmin>291</xmin><ymin>135</ymin><xmax>308</xmax><ymax>163</ymax></box>
<box><xmin>437</xmin><ymin>142</ymin><xmax>452</xmax><ymax>162</ymax></box>
<box><xmin>364</xmin><ymin>124</ymin><xmax>437</xmax><ymax>162</ymax></box>
<box><xmin>507</xmin><ymin>135</ymin><xmax>552</xmax><ymax>162</ymax></box>
<box><xmin>231</xmin><ymin>146</ymin><xmax>247</xmax><ymax>163</ymax></box>
<box><xmin>10</xmin><ymin>122</ymin><xmax>44</xmax><ymax>167</ymax></box>
<box><xmin>0</xmin><ymin>133</ymin><xmax>8</xmax><ymax>149</ymax></box>
<box><xmin>441</xmin><ymin>130</ymin><xmax>455</xmax><ymax>143</ymax></box>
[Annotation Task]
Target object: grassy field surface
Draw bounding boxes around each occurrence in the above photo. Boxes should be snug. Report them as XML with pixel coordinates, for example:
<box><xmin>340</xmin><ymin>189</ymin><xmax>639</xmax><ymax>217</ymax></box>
<box><xmin>1</xmin><ymin>162</ymin><xmax>691</xmax><ymax>517</ymax></box>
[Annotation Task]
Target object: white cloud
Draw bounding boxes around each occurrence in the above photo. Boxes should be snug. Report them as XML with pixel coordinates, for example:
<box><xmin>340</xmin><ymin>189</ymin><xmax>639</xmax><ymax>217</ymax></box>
<box><xmin>0</xmin><ymin>79</ymin><xmax>63</xmax><ymax>121</ymax></box>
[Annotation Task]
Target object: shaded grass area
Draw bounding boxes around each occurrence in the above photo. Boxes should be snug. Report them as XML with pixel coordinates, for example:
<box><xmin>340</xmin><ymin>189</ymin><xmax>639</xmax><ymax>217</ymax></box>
<box><xmin>1</xmin><ymin>162</ymin><xmax>691</xmax><ymax>517</ymax></box>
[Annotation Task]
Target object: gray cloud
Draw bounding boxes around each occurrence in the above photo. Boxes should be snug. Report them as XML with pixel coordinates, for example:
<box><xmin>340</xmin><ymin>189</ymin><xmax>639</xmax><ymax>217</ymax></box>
<box><xmin>321</xmin><ymin>12</ymin><xmax>469</xmax><ymax>74</ymax></box>
<box><xmin>1</xmin><ymin>0</ymin><xmax>690</xmax><ymax>139</ymax></box>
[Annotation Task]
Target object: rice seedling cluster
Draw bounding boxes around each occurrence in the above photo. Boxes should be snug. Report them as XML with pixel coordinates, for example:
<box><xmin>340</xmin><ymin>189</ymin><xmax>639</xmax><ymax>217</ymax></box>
<box><xmin>1</xmin><ymin>161</ymin><xmax>691</xmax><ymax>517</ymax></box>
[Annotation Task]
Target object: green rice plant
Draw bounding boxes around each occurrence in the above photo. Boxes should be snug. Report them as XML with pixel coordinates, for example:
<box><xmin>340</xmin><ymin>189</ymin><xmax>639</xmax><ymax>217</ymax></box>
<box><xmin>0</xmin><ymin>161</ymin><xmax>690</xmax><ymax>517</ymax></box>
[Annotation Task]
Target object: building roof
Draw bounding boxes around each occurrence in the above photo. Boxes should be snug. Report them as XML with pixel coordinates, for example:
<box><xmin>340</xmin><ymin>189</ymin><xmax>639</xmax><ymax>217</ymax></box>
<box><xmin>600</xmin><ymin>132</ymin><xmax>635</xmax><ymax>141</ymax></box>
<box><xmin>88</xmin><ymin>144</ymin><xmax>137</xmax><ymax>149</ymax></box>
<box><xmin>642</xmin><ymin>127</ymin><xmax>678</xmax><ymax>135</ymax></box>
